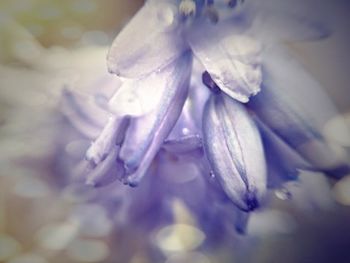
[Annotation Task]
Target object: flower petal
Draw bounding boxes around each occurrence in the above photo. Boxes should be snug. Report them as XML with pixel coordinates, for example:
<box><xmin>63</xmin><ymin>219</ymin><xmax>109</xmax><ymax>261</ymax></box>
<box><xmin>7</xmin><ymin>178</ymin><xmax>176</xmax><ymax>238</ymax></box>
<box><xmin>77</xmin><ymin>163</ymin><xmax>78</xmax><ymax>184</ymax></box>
<box><xmin>107</xmin><ymin>1</ymin><xmax>188</xmax><ymax>78</ymax></box>
<box><xmin>108</xmin><ymin>63</ymin><xmax>189</xmax><ymax>117</ymax></box>
<box><xmin>163</xmin><ymin>135</ymin><xmax>202</xmax><ymax>155</ymax></box>
<box><xmin>86</xmin><ymin>116</ymin><xmax>129</xmax><ymax>165</ymax></box>
<box><xmin>203</xmin><ymin>93</ymin><xmax>267</xmax><ymax>211</ymax></box>
<box><xmin>256</xmin><ymin>118</ymin><xmax>311</xmax><ymax>188</ymax></box>
<box><xmin>248</xmin><ymin>47</ymin><xmax>350</xmax><ymax>178</ymax></box>
<box><xmin>120</xmin><ymin>52</ymin><xmax>193</xmax><ymax>186</ymax></box>
<box><xmin>187</xmin><ymin>18</ymin><xmax>262</xmax><ymax>102</ymax></box>
<box><xmin>85</xmin><ymin>146</ymin><xmax>124</xmax><ymax>187</ymax></box>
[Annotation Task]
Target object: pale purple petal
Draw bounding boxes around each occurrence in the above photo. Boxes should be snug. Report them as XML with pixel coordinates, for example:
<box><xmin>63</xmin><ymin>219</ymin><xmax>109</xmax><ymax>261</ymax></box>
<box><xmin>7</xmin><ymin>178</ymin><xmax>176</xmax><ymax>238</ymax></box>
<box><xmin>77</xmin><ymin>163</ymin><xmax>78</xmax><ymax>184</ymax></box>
<box><xmin>163</xmin><ymin>134</ymin><xmax>202</xmax><ymax>154</ymax></box>
<box><xmin>256</xmin><ymin>118</ymin><xmax>312</xmax><ymax>188</ymax></box>
<box><xmin>248</xmin><ymin>46</ymin><xmax>350</xmax><ymax>178</ymax></box>
<box><xmin>107</xmin><ymin>0</ymin><xmax>188</xmax><ymax>78</ymax></box>
<box><xmin>187</xmin><ymin>18</ymin><xmax>262</xmax><ymax>102</ymax></box>
<box><xmin>85</xmin><ymin>146</ymin><xmax>124</xmax><ymax>187</ymax></box>
<box><xmin>86</xmin><ymin>116</ymin><xmax>129</xmax><ymax>165</ymax></box>
<box><xmin>203</xmin><ymin>93</ymin><xmax>267</xmax><ymax>211</ymax></box>
<box><xmin>120</xmin><ymin>52</ymin><xmax>192</xmax><ymax>186</ymax></box>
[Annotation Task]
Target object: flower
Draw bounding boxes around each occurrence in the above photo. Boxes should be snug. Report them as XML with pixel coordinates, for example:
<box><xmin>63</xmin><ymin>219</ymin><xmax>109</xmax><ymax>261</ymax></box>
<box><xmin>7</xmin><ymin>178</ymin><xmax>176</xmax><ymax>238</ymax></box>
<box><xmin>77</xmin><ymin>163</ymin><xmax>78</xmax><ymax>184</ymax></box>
<box><xmin>60</xmin><ymin>0</ymin><xmax>350</xmax><ymax>240</ymax></box>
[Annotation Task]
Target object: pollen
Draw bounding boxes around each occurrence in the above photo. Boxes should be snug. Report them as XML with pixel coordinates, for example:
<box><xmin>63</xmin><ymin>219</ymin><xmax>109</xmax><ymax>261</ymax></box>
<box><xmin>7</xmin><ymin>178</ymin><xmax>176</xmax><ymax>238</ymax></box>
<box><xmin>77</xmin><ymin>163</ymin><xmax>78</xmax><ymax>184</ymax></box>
<box><xmin>179</xmin><ymin>0</ymin><xmax>196</xmax><ymax>17</ymax></box>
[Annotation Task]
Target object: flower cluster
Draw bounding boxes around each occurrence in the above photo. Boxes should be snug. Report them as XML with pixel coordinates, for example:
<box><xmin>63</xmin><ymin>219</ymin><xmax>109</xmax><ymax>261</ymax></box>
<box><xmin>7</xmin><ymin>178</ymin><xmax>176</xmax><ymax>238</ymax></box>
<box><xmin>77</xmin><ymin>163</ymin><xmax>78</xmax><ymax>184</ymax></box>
<box><xmin>61</xmin><ymin>0</ymin><xmax>350</xmax><ymax>237</ymax></box>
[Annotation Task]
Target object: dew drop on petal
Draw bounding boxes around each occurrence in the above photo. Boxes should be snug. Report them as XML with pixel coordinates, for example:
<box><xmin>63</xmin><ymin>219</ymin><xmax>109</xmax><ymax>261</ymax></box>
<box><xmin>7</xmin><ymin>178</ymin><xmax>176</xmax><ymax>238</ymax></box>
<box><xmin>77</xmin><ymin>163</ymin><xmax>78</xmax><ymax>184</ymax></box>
<box><xmin>182</xmin><ymin>127</ymin><xmax>190</xmax><ymax>135</ymax></box>
<box><xmin>209</xmin><ymin>170</ymin><xmax>216</xmax><ymax>179</ymax></box>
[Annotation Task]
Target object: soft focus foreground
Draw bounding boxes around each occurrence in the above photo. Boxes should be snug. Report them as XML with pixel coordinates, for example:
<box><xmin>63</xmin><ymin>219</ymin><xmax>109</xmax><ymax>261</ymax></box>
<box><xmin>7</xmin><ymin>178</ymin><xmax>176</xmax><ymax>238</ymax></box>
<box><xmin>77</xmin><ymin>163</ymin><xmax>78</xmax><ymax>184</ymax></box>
<box><xmin>1</xmin><ymin>1</ymin><xmax>350</xmax><ymax>263</ymax></box>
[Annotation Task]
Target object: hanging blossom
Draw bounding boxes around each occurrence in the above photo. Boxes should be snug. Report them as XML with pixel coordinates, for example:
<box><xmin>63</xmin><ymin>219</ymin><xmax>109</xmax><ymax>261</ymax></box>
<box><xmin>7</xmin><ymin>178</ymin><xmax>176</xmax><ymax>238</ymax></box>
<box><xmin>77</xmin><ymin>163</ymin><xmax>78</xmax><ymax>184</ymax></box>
<box><xmin>61</xmin><ymin>0</ymin><xmax>350</xmax><ymax>235</ymax></box>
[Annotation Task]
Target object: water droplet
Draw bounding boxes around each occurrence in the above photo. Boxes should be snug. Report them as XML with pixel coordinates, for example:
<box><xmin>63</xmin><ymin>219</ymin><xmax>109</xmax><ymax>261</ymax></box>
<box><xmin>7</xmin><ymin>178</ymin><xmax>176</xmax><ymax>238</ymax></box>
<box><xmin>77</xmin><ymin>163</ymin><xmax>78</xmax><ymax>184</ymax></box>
<box><xmin>182</xmin><ymin>127</ymin><xmax>190</xmax><ymax>135</ymax></box>
<box><xmin>209</xmin><ymin>171</ymin><xmax>215</xmax><ymax>179</ymax></box>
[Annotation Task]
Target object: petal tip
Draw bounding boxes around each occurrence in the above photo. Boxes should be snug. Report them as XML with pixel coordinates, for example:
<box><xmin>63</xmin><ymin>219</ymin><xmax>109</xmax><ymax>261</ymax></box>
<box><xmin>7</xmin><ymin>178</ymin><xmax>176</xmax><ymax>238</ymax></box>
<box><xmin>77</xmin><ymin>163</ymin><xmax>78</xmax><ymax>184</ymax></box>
<box><xmin>244</xmin><ymin>191</ymin><xmax>260</xmax><ymax>212</ymax></box>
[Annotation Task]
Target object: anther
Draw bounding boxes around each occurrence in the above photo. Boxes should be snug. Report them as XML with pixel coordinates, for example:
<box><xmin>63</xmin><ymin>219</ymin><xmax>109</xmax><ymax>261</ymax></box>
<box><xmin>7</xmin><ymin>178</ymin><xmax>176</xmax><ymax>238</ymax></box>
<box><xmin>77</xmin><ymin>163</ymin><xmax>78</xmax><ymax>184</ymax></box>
<box><xmin>202</xmin><ymin>71</ymin><xmax>221</xmax><ymax>94</ymax></box>
<box><xmin>179</xmin><ymin>0</ymin><xmax>196</xmax><ymax>17</ymax></box>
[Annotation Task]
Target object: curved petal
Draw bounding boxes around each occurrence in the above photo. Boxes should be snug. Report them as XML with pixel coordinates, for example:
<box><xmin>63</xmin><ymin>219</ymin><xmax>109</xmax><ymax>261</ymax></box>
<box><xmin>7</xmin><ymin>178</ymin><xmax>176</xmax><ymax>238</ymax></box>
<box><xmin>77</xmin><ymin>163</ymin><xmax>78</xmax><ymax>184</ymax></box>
<box><xmin>187</xmin><ymin>18</ymin><xmax>262</xmax><ymax>102</ymax></box>
<box><xmin>163</xmin><ymin>135</ymin><xmax>202</xmax><ymax>155</ymax></box>
<box><xmin>256</xmin><ymin>118</ymin><xmax>311</xmax><ymax>188</ymax></box>
<box><xmin>203</xmin><ymin>93</ymin><xmax>267</xmax><ymax>211</ymax></box>
<box><xmin>85</xmin><ymin>146</ymin><xmax>125</xmax><ymax>187</ymax></box>
<box><xmin>86</xmin><ymin>116</ymin><xmax>129</xmax><ymax>165</ymax></box>
<box><xmin>248</xmin><ymin>46</ymin><xmax>350</xmax><ymax>178</ymax></box>
<box><xmin>107</xmin><ymin>0</ymin><xmax>188</xmax><ymax>78</ymax></box>
<box><xmin>120</xmin><ymin>52</ymin><xmax>193</xmax><ymax>186</ymax></box>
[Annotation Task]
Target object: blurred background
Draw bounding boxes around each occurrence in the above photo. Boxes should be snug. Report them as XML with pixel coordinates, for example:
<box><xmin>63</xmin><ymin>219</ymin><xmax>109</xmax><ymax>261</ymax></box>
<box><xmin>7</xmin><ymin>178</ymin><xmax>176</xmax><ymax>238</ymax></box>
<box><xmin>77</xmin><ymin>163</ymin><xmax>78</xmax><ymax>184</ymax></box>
<box><xmin>0</xmin><ymin>0</ymin><xmax>350</xmax><ymax>263</ymax></box>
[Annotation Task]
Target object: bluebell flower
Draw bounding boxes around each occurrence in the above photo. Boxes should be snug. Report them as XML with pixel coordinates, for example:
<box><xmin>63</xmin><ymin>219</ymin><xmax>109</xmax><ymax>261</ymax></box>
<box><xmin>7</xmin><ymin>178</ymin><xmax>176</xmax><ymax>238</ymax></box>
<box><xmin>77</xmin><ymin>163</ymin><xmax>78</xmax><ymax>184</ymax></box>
<box><xmin>61</xmin><ymin>0</ymin><xmax>350</xmax><ymax>239</ymax></box>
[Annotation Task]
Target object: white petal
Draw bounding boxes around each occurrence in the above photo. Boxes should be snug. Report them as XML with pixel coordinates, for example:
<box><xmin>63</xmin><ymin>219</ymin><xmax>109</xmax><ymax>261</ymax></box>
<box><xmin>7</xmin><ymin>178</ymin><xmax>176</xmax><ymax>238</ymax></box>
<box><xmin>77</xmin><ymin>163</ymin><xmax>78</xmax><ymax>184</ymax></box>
<box><xmin>187</xmin><ymin>20</ymin><xmax>262</xmax><ymax>102</ymax></box>
<box><xmin>107</xmin><ymin>1</ymin><xmax>188</xmax><ymax>78</ymax></box>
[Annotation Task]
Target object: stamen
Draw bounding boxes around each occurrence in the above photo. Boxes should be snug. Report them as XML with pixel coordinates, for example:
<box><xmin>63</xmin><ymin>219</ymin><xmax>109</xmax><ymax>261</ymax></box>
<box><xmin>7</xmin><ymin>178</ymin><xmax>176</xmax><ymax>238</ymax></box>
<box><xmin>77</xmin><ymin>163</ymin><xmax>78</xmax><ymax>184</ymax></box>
<box><xmin>202</xmin><ymin>71</ymin><xmax>221</xmax><ymax>94</ymax></box>
<box><xmin>179</xmin><ymin>0</ymin><xmax>196</xmax><ymax>17</ymax></box>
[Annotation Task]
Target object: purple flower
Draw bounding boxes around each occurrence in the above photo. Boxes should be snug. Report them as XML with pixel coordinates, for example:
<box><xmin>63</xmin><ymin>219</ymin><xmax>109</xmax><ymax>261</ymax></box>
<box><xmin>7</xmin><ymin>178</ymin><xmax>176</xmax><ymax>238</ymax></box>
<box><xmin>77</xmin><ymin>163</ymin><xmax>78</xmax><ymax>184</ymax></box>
<box><xmin>61</xmin><ymin>0</ymin><xmax>350</xmax><ymax>239</ymax></box>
